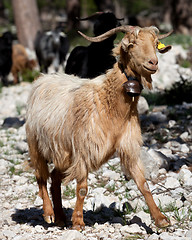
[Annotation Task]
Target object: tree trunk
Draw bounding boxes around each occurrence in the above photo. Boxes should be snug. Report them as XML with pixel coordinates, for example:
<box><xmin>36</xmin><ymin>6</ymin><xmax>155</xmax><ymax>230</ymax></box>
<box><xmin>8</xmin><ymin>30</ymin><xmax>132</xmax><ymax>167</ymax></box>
<box><xmin>164</xmin><ymin>0</ymin><xmax>192</xmax><ymax>34</ymax></box>
<box><xmin>12</xmin><ymin>0</ymin><xmax>41</xmax><ymax>50</ymax></box>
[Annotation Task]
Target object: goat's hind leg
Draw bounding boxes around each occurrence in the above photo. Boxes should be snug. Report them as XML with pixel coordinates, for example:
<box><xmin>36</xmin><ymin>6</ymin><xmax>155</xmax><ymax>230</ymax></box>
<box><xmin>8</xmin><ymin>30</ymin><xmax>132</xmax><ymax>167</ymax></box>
<box><xmin>72</xmin><ymin>178</ymin><xmax>88</xmax><ymax>230</ymax></box>
<box><xmin>50</xmin><ymin>168</ymin><xmax>67</xmax><ymax>226</ymax></box>
<box><xmin>123</xmin><ymin>158</ymin><xmax>170</xmax><ymax>227</ymax></box>
<box><xmin>29</xmin><ymin>145</ymin><xmax>55</xmax><ymax>223</ymax></box>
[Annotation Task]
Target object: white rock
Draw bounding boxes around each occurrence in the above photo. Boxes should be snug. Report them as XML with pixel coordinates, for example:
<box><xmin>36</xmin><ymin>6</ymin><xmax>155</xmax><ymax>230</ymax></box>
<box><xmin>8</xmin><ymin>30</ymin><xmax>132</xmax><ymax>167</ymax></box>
<box><xmin>158</xmin><ymin>168</ymin><xmax>167</xmax><ymax>175</ymax></box>
<box><xmin>34</xmin><ymin>195</ymin><xmax>43</xmax><ymax>207</ymax></box>
<box><xmin>153</xmin><ymin>194</ymin><xmax>175</xmax><ymax>208</ymax></box>
<box><xmin>92</xmin><ymin>187</ymin><xmax>105</xmax><ymax>195</ymax></box>
<box><xmin>158</xmin><ymin>148</ymin><xmax>172</xmax><ymax>157</ymax></box>
<box><xmin>61</xmin><ymin>230</ymin><xmax>85</xmax><ymax>240</ymax></box>
<box><xmin>141</xmin><ymin>148</ymin><xmax>160</xmax><ymax>179</ymax></box>
<box><xmin>34</xmin><ymin>225</ymin><xmax>44</xmax><ymax>233</ymax></box>
<box><xmin>3</xmin><ymin>202</ymin><xmax>11</xmax><ymax>209</ymax></box>
<box><xmin>109</xmin><ymin>157</ymin><xmax>120</xmax><ymax>165</ymax></box>
<box><xmin>147</xmin><ymin>233</ymin><xmax>159</xmax><ymax>240</ymax></box>
<box><xmin>149</xmin><ymin>112</ymin><xmax>167</xmax><ymax>123</ymax></box>
<box><xmin>120</xmin><ymin>224</ymin><xmax>144</xmax><ymax>235</ymax></box>
<box><xmin>168</xmin><ymin>120</ymin><xmax>176</xmax><ymax>128</ymax></box>
<box><xmin>2</xmin><ymin>229</ymin><xmax>16</xmax><ymax>239</ymax></box>
<box><xmin>0</xmin><ymin>163</ymin><xmax>8</xmax><ymax>174</ymax></box>
<box><xmin>15</xmin><ymin>141</ymin><xmax>28</xmax><ymax>153</ymax></box>
<box><xmin>102</xmin><ymin>169</ymin><xmax>120</xmax><ymax>180</ymax></box>
<box><xmin>164</xmin><ymin>141</ymin><xmax>181</xmax><ymax>151</ymax></box>
<box><xmin>88</xmin><ymin>173</ymin><xmax>97</xmax><ymax>184</ymax></box>
<box><xmin>177</xmin><ymin>207</ymin><xmax>189</xmax><ymax>220</ymax></box>
<box><xmin>135</xmin><ymin>211</ymin><xmax>152</xmax><ymax>226</ymax></box>
<box><xmin>178</xmin><ymin>168</ymin><xmax>192</xmax><ymax>184</ymax></box>
<box><xmin>185</xmin><ymin>192</ymin><xmax>192</xmax><ymax>203</ymax></box>
<box><xmin>129</xmin><ymin>198</ymin><xmax>146</xmax><ymax>211</ymax></box>
<box><xmin>159</xmin><ymin>231</ymin><xmax>172</xmax><ymax>240</ymax></box>
<box><xmin>180</xmin><ymin>144</ymin><xmax>189</xmax><ymax>153</ymax></box>
<box><xmin>175</xmin><ymin>199</ymin><xmax>183</xmax><ymax>208</ymax></box>
<box><xmin>138</xmin><ymin>96</ymin><xmax>149</xmax><ymax>114</ymax></box>
<box><xmin>17</xmin><ymin>176</ymin><xmax>28</xmax><ymax>185</ymax></box>
<box><xmin>186</xmin><ymin>229</ymin><xmax>192</xmax><ymax>238</ymax></box>
<box><xmin>164</xmin><ymin>176</ymin><xmax>180</xmax><ymax>189</ymax></box>
<box><xmin>146</xmin><ymin>148</ymin><xmax>170</xmax><ymax>176</ymax></box>
<box><xmin>13</xmin><ymin>235</ymin><xmax>26</xmax><ymax>240</ymax></box>
<box><xmin>183</xmin><ymin>178</ymin><xmax>192</xmax><ymax>187</ymax></box>
<box><xmin>92</xmin><ymin>193</ymin><xmax>119</xmax><ymax>212</ymax></box>
<box><xmin>180</xmin><ymin>131</ymin><xmax>189</xmax><ymax>141</ymax></box>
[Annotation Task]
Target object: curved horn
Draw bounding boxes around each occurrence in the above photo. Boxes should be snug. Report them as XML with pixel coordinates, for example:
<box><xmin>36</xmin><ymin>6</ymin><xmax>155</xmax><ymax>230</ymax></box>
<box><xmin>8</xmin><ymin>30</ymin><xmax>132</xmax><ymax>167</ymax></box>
<box><xmin>78</xmin><ymin>25</ymin><xmax>135</xmax><ymax>42</ymax></box>
<box><xmin>76</xmin><ymin>12</ymin><xmax>103</xmax><ymax>21</ymax></box>
<box><xmin>158</xmin><ymin>30</ymin><xmax>173</xmax><ymax>40</ymax></box>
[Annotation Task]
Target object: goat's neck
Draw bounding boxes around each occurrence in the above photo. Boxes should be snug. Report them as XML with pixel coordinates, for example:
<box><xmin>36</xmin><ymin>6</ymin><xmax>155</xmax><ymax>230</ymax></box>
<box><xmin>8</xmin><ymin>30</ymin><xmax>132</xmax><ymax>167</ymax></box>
<box><xmin>122</xmin><ymin>64</ymin><xmax>140</xmax><ymax>81</ymax></box>
<box><xmin>103</xmin><ymin>63</ymin><xmax>139</xmax><ymax>119</ymax></box>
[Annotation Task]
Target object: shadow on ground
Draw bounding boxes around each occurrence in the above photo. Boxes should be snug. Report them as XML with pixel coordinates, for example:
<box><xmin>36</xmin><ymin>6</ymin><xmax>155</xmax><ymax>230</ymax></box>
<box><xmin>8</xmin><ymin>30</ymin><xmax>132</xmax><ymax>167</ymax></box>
<box><xmin>11</xmin><ymin>205</ymin><xmax>154</xmax><ymax>234</ymax></box>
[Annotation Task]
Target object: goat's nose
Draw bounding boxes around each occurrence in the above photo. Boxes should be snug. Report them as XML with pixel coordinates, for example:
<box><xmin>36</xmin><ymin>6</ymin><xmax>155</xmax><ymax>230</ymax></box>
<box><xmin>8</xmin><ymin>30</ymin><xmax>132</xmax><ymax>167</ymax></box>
<box><xmin>148</xmin><ymin>58</ymin><xmax>158</xmax><ymax>66</ymax></box>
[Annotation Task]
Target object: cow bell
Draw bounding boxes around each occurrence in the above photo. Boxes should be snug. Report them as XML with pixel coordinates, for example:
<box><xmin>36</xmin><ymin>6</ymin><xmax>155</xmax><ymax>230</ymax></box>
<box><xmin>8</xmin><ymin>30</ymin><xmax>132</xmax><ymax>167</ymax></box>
<box><xmin>123</xmin><ymin>79</ymin><xmax>143</xmax><ymax>97</ymax></box>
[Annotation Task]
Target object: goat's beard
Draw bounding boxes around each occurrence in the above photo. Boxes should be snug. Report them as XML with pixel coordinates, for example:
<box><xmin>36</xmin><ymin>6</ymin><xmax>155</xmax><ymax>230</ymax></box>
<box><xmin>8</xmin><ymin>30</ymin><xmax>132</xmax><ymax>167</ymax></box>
<box><xmin>141</xmin><ymin>75</ymin><xmax>153</xmax><ymax>90</ymax></box>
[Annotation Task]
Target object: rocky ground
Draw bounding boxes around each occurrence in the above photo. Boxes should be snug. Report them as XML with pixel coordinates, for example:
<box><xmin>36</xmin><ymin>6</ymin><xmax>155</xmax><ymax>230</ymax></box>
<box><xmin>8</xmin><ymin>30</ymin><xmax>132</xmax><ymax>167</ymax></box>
<box><xmin>0</xmin><ymin>45</ymin><xmax>192</xmax><ymax>240</ymax></box>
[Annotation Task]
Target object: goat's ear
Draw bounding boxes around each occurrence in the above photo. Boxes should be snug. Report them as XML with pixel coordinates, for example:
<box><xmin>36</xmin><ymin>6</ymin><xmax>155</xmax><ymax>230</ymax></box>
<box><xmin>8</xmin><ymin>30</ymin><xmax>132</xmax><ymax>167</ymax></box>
<box><xmin>157</xmin><ymin>44</ymin><xmax>172</xmax><ymax>54</ymax></box>
<box><xmin>121</xmin><ymin>37</ymin><xmax>133</xmax><ymax>52</ymax></box>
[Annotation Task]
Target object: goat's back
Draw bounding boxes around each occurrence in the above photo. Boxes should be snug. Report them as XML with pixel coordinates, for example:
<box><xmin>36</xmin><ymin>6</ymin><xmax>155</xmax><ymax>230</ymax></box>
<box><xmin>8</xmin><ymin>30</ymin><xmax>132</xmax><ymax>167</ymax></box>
<box><xmin>26</xmin><ymin>73</ymin><xmax>112</xmax><ymax>166</ymax></box>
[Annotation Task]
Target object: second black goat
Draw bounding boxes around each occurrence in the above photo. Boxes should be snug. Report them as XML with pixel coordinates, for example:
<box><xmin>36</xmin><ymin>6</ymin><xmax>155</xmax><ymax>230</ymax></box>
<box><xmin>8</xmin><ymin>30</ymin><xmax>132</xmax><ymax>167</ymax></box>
<box><xmin>65</xmin><ymin>12</ymin><xmax>123</xmax><ymax>78</ymax></box>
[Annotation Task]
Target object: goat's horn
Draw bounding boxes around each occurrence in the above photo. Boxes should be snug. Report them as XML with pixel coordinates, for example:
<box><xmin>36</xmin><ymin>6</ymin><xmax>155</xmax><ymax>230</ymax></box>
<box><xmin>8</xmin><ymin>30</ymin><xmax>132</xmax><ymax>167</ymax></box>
<box><xmin>78</xmin><ymin>25</ymin><xmax>135</xmax><ymax>42</ymax></box>
<box><xmin>76</xmin><ymin>12</ymin><xmax>103</xmax><ymax>21</ymax></box>
<box><xmin>158</xmin><ymin>30</ymin><xmax>173</xmax><ymax>40</ymax></box>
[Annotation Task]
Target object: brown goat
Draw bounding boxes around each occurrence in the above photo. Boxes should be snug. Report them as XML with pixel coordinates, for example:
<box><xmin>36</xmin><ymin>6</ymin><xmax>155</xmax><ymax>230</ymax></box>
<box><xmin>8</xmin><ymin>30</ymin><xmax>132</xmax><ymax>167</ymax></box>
<box><xmin>11</xmin><ymin>44</ymin><xmax>36</xmax><ymax>84</ymax></box>
<box><xmin>25</xmin><ymin>26</ymin><xmax>172</xmax><ymax>230</ymax></box>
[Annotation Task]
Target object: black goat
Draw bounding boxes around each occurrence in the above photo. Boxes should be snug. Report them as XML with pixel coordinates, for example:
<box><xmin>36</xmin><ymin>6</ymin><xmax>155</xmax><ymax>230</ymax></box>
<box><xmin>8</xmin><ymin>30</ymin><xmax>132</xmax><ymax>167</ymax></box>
<box><xmin>0</xmin><ymin>31</ymin><xmax>13</xmax><ymax>86</ymax></box>
<box><xmin>34</xmin><ymin>27</ymin><xmax>69</xmax><ymax>73</ymax></box>
<box><xmin>65</xmin><ymin>12</ymin><xmax>123</xmax><ymax>78</ymax></box>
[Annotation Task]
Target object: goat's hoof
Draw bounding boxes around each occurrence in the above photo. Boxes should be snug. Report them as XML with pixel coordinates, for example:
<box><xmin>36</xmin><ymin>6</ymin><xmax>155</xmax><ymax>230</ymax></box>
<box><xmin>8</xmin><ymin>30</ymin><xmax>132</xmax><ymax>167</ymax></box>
<box><xmin>71</xmin><ymin>224</ymin><xmax>85</xmax><ymax>231</ymax></box>
<box><xmin>155</xmin><ymin>216</ymin><xmax>170</xmax><ymax>228</ymax></box>
<box><xmin>55</xmin><ymin>212</ymin><xmax>68</xmax><ymax>227</ymax></box>
<box><xmin>43</xmin><ymin>214</ymin><xmax>55</xmax><ymax>224</ymax></box>
<box><xmin>55</xmin><ymin>219</ymin><xmax>66</xmax><ymax>227</ymax></box>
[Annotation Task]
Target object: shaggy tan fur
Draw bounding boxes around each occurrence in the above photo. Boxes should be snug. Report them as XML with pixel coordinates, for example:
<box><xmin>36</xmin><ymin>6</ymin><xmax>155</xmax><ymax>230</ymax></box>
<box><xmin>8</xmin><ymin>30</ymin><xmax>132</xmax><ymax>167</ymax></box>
<box><xmin>26</xmin><ymin>27</ymin><xmax>171</xmax><ymax>229</ymax></box>
<box><xmin>11</xmin><ymin>44</ymin><xmax>36</xmax><ymax>84</ymax></box>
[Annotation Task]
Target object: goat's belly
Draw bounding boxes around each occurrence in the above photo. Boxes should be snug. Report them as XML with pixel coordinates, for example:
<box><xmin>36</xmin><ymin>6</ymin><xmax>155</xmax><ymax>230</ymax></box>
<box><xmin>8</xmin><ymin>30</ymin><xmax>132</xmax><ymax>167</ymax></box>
<box><xmin>71</xmin><ymin>131</ymin><xmax>116</xmax><ymax>172</ymax></box>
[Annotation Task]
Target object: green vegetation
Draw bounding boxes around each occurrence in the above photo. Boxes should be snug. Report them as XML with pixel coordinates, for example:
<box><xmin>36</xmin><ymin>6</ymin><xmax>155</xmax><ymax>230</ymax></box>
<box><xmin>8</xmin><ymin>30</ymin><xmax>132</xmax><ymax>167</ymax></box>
<box><xmin>21</xmin><ymin>69</ymin><xmax>40</xmax><ymax>83</ymax></box>
<box><xmin>0</xmin><ymin>140</ymin><xmax>4</xmax><ymax>147</ymax></box>
<box><xmin>161</xmin><ymin>34</ymin><xmax>192</xmax><ymax>49</ymax></box>
<box><xmin>63</xmin><ymin>185</ymin><xmax>76</xmax><ymax>199</ymax></box>
<box><xmin>142</xmin><ymin>74</ymin><xmax>192</xmax><ymax>106</ymax></box>
<box><xmin>9</xmin><ymin>165</ymin><xmax>23</xmax><ymax>176</ymax></box>
<box><xmin>125</xmin><ymin>0</ymin><xmax>162</xmax><ymax>15</ymax></box>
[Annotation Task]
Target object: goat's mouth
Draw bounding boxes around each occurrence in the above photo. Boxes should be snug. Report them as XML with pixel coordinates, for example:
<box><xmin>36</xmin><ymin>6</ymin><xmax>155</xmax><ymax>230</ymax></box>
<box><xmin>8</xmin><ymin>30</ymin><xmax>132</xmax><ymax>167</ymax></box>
<box><xmin>143</xmin><ymin>65</ymin><xmax>157</xmax><ymax>74</ymax></box>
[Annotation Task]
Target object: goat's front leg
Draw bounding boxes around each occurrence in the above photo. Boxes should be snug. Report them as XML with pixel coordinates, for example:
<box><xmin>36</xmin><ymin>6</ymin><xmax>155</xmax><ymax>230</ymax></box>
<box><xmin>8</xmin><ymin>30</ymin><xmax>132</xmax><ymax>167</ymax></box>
<box><xmin>123</xmin><ymin>159</ymin><xmax>170</xmax><ymax>227</ymax></box>
<box><xmin>72</xmin><ymin>178</ymin><xmax>88</xmax><ymax>230</ymax></box>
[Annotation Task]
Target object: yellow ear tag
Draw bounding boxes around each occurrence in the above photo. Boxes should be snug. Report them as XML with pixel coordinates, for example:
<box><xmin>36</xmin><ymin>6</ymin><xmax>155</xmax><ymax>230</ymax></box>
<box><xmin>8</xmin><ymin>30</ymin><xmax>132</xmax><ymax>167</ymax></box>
<box><xmin>158</xmin><ymin>42</ymin><xmax>166</xmax><ymax>50</ymax></box>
